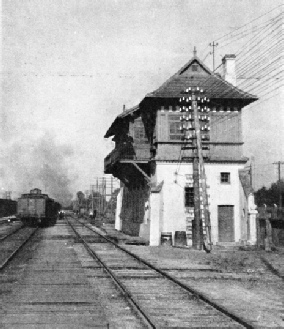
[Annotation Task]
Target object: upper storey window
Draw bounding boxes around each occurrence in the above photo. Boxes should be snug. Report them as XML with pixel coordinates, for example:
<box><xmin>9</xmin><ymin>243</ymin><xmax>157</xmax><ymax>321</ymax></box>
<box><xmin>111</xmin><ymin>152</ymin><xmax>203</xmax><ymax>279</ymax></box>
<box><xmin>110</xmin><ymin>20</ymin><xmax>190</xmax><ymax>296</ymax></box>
<box><xmin>169</xmin><ymin>114</ymin><xmax>183</xmax><ymax>141</ymax></box>
<box><xmin>191</xmin><ymin>64</ymin><xmax>199</xmax><ymax>72</ymax></box>
<box><xmin>133</xmin><ymin>118</ymin><xmax>148</xmax><ymax>144</ymax></box>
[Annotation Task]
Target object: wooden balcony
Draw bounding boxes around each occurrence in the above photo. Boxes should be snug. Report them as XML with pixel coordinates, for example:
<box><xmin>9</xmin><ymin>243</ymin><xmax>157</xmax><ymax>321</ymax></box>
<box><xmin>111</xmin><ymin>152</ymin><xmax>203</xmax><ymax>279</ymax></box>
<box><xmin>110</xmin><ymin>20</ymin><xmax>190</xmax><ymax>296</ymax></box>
<box><xmin>104</xmin><ymin>143</ymin><xmax>151</xmax><ymax>174</ymax></box>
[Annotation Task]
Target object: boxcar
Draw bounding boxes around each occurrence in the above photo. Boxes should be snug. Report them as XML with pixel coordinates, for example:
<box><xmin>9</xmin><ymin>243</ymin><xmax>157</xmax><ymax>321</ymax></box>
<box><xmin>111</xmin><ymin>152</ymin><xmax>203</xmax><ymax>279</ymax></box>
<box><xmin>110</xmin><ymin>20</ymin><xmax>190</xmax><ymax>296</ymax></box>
<box><xmin>17</xmin><ymin>188</ymin><xmax>61</xmax><ymax>226</ymax></box>
<box><xmin>0</xmin><ymin>199</ymin><xmax>17</xmax><ymax>217</ymax></box>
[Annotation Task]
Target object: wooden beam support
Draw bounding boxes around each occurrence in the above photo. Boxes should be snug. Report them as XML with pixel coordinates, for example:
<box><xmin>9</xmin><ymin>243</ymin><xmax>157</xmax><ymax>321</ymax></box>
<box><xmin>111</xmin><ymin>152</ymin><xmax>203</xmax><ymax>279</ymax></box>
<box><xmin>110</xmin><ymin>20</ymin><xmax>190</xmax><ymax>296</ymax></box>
<box><xmin>128</xmin><ymin>161</ymin><xmax>151</xmax><ymax>184</ymax></box>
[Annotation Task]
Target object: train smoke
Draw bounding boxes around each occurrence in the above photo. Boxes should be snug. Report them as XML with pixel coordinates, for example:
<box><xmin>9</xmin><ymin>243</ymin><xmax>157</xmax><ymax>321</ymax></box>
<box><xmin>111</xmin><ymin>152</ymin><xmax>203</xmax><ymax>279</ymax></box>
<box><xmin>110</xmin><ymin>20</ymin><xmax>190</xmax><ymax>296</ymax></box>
<box><xmin>0</xmin><ymin>133</ymin><xmax>74</xmax><ymax>206</ymax></box>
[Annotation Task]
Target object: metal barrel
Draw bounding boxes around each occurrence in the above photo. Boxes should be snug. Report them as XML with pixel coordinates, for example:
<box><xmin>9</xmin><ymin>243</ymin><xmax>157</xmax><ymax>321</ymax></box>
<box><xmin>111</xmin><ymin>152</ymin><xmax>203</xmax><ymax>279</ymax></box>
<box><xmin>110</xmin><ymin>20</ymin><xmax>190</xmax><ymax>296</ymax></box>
<box><xmin>161</xmin><ymin>232</ymin><xmax>173</xmax><ymax>246</ymax></box>
<box><xmin>174</xmin><ymin>231</ymin><xmax>187</xmax><ymax>246</ymax></box>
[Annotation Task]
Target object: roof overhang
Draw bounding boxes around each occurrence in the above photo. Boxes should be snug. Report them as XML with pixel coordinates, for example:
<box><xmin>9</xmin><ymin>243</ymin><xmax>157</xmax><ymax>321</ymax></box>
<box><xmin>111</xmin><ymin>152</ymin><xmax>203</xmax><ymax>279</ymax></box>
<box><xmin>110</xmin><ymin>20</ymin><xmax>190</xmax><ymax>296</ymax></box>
<box><xmin>104</xmin><ymin>105</ymin><xmax>140</xmax><ymax>138</ymax></box>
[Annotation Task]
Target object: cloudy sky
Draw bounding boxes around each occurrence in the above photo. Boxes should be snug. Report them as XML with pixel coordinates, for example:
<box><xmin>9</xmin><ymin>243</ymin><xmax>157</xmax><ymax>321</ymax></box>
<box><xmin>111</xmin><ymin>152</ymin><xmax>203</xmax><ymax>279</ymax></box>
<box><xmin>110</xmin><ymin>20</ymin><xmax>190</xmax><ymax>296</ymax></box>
<box><xmin>1</xmin><ymin>0</ymin><xmax>283</xmax><ymax>202</ymax></box>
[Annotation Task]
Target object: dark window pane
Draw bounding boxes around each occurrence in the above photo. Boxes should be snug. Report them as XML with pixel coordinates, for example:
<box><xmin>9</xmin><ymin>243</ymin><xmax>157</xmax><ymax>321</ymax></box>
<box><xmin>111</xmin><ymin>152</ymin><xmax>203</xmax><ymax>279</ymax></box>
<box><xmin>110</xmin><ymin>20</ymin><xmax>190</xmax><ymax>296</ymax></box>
<box><xmin>169</xmin><ymin>114</ymin><xmax>183</xmax><ymax>140</ymax></box>
<box><xmin>220</xmin><ymin>172</ymin><xmax>230</xmax><ymax>183</ymax></box>
<box><xmin>133</xmin><ymin>118</ymin><xmax>148</xmax><ymax>143</ymax></box>
<box><xmin>185</xmin><ymin>187</ymin><xmax>194</xmax><ymax>207</ymax></box>
<box><xmin>192</xmin><ymin>64</ymin><xmax>199</xmax><ymax>71</ymax></box>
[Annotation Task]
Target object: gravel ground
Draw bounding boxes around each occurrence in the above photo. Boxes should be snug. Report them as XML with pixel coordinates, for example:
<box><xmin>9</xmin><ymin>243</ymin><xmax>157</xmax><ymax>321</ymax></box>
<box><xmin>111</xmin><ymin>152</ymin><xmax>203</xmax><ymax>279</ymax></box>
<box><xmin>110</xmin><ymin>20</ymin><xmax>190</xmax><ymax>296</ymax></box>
<box><xmin>122</xmin><ymin>245</ymin><xmax>284</xmax><ymax>328</ymax></box>
<box><xmin>89</xmin><ymin>222</ymin><xmax>284</xmax><ymax>327</ymax></box>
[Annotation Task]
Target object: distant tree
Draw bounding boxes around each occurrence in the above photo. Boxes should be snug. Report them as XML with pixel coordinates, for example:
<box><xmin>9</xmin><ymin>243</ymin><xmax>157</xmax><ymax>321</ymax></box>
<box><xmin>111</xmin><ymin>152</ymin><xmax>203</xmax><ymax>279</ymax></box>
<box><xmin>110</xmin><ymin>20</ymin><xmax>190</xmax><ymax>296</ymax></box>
<box><xmin>76</xmin><ymin>191</ymin><xmax>86</xmax><ymax>207</ymax></box>
<box><xmin>255</xmin><ymin>180</ymin><xmax>284</xmax><ymax>207</ymax></box>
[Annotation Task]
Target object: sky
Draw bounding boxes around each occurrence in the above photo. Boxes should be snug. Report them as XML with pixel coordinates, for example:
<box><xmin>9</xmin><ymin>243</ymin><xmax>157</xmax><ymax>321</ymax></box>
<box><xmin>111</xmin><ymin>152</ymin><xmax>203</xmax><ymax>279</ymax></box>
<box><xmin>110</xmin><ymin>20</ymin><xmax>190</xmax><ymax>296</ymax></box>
<box><xmin>1</xmin><ymin>0</ymin><xmax>283</xmax><ymax>204</ymax></box>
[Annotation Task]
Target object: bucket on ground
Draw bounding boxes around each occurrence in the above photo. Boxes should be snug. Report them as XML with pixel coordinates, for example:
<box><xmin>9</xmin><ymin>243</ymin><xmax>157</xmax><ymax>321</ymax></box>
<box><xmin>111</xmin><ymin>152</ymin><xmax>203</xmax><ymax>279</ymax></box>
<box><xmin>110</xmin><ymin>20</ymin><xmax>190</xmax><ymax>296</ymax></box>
<box><xmin>174</xmin><ymin>231</ymin><xmax>187</xmax><ymax>246</ymax></box>
<box><xmin>161</xmin><ymin>232</ymin><xmax>173</xmax><ymax>246</ymax></box>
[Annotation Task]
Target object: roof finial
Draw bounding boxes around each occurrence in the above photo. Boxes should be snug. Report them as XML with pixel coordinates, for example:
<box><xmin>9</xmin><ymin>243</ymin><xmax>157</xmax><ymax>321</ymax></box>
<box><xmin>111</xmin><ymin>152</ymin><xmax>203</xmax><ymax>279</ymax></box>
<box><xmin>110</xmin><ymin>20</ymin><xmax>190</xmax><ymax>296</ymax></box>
<box><xmin>193</xmin><ymin>46</ymin><xmax>197</xmax><ymax>57</ymax></box>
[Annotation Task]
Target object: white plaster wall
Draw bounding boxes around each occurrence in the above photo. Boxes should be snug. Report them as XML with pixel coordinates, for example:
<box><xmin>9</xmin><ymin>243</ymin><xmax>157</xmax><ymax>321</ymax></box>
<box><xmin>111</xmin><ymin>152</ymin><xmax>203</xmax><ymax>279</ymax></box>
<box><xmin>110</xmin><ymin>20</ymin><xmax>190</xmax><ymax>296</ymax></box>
<box><xmin>115</xmin><ymin>187</ymin><xmax>123</xmax><ymax>231</ymax></box>
<box><xmin>149</xmin><ymin>192</ymin><xmax>161</xmax><ymax>246</ymax></box>
<box><xmin>155</xmin><ymin>162</ymin><xmax>245</xmax><ymax>244</ymax></box>
<box><xmin>155</xmin><ymin>163</ymin><xmax>192</xmax><ymax>236</ymax></box>
<box><xmin>201</xmin><ymin>163</ymin><xmax>244</xmax><ymax>243</ymax></box>
<box><xmin>239</xmin><ymin>180</ymin><xmax>248</xmax><ymax>241</ymax></box>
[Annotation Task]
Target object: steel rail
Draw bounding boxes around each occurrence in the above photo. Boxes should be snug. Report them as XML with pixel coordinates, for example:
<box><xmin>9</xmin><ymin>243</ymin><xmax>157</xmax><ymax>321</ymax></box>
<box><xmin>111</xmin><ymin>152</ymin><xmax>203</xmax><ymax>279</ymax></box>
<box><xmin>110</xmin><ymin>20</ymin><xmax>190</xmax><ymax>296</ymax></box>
<box><xmin>260</xmin><ymin>256</ymin><xmax>284</xmax><ymax>281</ymax></box>
<box><xmin>0</xmin><ymin>228</ymin><xmax>38</xmax><ymax>270</ymax></box>
<box><xmin>75</xmin><ymin>218</ymin><xmax>257</xmax><ymax>329</ymax></box>
<box><xmin>0</xmin><ymin>224</ymin><xmax>24</xmax><ymax>241</ymax></box>
<box><xmin>66</xmin><ymin>218</ymin><xmax>155</xmax><ymax>329</ymax></box>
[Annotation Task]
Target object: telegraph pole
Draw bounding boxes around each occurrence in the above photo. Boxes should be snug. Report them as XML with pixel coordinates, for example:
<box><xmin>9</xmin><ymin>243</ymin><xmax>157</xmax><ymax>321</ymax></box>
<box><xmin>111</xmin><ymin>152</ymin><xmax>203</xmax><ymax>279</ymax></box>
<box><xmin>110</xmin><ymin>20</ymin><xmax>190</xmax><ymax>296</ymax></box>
<box><xmin>273</xmin><ymin>161</ymin><xmax>284</xmax><ymax>208</ymax></box>
<box><xmin>179</xmin><ymin>87</ymin><xmax>212</xmax><ymax>251</ymax></box>
<box><xmin>192</xmin><ymin>93</ymin><xmax>202</xmax><ymax>250</ymax></box>
<box><xmin>209</xmin><ymin>41</ymin><xmax>218</xmax><ymax>71</ymax></box>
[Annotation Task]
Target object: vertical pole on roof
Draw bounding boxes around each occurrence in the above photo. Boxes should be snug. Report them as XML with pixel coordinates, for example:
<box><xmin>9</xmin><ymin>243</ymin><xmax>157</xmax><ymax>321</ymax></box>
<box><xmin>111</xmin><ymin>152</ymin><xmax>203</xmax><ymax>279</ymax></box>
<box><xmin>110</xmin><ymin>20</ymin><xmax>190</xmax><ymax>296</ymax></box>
<box><xmin>209</xmin><ymin>41</ymin><xmax>218</xmax><ymax>71</ymax></box>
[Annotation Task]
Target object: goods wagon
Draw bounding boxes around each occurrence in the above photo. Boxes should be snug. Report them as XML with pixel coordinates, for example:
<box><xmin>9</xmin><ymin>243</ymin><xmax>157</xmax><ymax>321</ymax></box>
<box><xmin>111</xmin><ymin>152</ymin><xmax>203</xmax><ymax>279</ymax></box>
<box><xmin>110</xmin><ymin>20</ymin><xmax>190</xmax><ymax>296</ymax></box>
<box><xmin>0</xmin><ymin>199</ymin><xmax>17</xmax><ymax>217</ymax></box>
<box><xmin>17</xmin><ymin>188</ymin><xmax>61</xmax><ymax>226</ymax></box>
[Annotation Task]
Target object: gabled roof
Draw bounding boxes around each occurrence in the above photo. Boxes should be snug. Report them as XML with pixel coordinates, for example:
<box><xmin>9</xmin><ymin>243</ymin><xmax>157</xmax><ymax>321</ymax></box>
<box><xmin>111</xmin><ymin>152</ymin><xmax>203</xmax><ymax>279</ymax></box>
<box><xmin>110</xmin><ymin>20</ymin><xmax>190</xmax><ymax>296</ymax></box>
<box><xmin>105</xmin><ymin>54</ymin><xmax>258</xmax><ymax>138</ymax></box>
<box><xmin>145</xmin><ymin>55</ymin><xmax>257</xmax><ymax>103</ymax></box>
<box><xmin>104</xmin><ymin>105</ymin><xmax>139</xmax><ymax>138</ymax></box>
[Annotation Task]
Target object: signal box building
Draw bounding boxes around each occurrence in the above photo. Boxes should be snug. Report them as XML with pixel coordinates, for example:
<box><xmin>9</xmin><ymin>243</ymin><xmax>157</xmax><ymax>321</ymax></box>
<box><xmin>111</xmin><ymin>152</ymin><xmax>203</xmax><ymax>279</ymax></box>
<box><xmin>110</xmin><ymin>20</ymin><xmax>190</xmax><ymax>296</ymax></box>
<box><xmin>104</xmin><ymin>52</ymin><xmax>258</xmax><ymax>246</ymax></box>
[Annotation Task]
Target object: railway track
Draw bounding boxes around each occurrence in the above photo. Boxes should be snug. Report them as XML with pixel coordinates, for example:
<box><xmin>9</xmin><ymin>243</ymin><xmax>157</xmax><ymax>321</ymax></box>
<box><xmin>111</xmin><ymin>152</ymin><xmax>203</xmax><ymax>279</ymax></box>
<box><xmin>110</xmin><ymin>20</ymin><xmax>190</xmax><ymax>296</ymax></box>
<box><xmin>0</xmin><ymin>222</ymin><xmax>24</xmax><ymax>241</ymax></box>
<box><xmin>0</xmin><ymin>225</ymin><xmax>38</xmax><ymax>270</ymax></box>
<box><xmin>67</xmin><ymin>217</ymin><xmax>256</xmax><ymax>328</ymax></box>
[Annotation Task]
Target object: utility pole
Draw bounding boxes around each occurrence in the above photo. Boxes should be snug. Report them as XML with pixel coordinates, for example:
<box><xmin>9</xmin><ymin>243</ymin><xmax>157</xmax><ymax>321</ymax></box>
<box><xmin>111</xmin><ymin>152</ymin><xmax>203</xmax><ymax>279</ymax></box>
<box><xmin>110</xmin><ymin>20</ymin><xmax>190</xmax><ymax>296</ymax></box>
<box><xmin>179</xmin><ymin>86</ymin><xmax>212</xmax><ymax>251</ymax></box>
<box><xmin>191</xmin><ymin>92</ymin><xmax>203</xmax><ymax>250</ymax></box>
<box><xmin>249</xmin><ymin>162</ymin><xmax>253</xmax><ymax>188</ymax></box>
<box><xmin>192</xmin><ymin>89</ymin><xmax>212</xmax><ymax>251</ymax></box>
<box><xmin>273</xmin><ymin>161</ymin><xmax>284</xmax><ymax>208</ymax></box>
<box><xmin>90</xmin><ymin>185</ymin><xmax>94</xmax><ymax>214</ymax></box>
<box><xmin>209</xmin><ymin>41</ymin><xmax>218</xmax><ymax>71</ymax></box>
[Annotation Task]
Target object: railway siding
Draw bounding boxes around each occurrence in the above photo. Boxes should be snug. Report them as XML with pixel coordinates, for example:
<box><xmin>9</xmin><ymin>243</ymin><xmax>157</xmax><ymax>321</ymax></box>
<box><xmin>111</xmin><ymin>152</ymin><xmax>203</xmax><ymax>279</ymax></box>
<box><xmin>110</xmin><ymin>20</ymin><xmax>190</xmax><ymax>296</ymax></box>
<box><xmin>68</xmin><ymin>218</ymin><xmax>253</xmax><ymax>328</ymax></box>
<box><xmin>82</xmin><ymin>219</ymin><xmax>284</xmax><ymax>328</ymax></box>
<box><xmin>0</xmin><ymin>223</ymin><xmax>109</xmax><ymax>328</ymax></box>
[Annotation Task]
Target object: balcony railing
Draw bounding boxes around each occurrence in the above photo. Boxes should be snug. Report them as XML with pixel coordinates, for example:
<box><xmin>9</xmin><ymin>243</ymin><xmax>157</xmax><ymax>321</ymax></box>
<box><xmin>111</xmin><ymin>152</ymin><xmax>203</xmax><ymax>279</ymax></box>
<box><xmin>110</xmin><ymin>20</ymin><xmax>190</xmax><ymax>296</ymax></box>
<box><xmin>104</xmin><ymin>143</ymin><xmax>151</xmax><ymax>170</ymax></box>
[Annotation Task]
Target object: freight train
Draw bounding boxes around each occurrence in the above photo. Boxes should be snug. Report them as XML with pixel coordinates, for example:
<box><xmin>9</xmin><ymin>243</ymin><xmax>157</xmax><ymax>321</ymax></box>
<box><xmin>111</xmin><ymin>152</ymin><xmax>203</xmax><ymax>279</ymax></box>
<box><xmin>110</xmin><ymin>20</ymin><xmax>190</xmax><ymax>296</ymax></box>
<box><xmin>0</xmin><ymin>199</ymin><xmax>17</xmax><ymax>218</ymax></box>
<box><xmin>17</xmin><ymin>188</ymin><xmax>61</xmax><ymax>226</ymax></box>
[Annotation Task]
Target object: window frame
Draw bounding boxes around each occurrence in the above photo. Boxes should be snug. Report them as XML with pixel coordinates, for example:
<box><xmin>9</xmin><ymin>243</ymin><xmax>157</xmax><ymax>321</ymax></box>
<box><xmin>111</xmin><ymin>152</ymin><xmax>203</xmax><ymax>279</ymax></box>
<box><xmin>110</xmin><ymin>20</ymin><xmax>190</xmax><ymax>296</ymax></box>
<box><xmin>220</xmin><ymin>172</ymin><xmax>231</xmax><ymax>184</ymax></box>
<box><xmin>133</xmin><ymin>118</ymin><xmax>148</xmax><ymax>144</ymax></box>
<box><xmin>168</xmin><ymin>114</ymin><xmax>183</xmax><ymax>141</ymax></box>
<box><xmin>184</xmin><ymin>187</ymin><xmax>194</xmax><ymax>207</ymax></box>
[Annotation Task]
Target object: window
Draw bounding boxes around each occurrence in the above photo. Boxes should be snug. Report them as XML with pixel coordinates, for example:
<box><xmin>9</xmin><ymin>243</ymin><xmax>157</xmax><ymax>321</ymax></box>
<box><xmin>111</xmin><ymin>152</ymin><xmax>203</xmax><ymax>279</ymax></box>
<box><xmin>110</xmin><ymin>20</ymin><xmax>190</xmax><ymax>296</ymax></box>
<box><xmin>133</xmin><ymin>118</ymin><xmax>147</xmax><ymax>143</ymax></box>
<box><xmin>185</xmin><ymin>187</ymin><xmax>194</xmax><ymax>207</ymax></box>
<box><xmin>220</xmin><ymin>172</ymin><xmax>230</xmax><ymax>184</ymax></box>
<box><xmin>169</xmin><ymin>115</ymin><xmax>183</xmax><ymax>140</ymax></box>
<box><xmin>192</xmin><ymin>64</ymin><xmax>199</xmax><ymax>72</ymax></box>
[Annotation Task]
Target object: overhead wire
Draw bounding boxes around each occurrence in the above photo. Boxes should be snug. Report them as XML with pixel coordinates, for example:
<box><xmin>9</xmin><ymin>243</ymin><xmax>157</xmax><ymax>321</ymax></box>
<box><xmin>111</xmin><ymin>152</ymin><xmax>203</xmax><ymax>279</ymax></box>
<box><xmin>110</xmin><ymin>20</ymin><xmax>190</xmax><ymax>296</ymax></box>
<box><xmin>237</xmin><ymin>35</ymin><xmax>283</xmax><ymax>74</ymax></box>
<box><xmin>243</xmin><ymin>71</ymin><xmax>284</xmax><ymax>94</ymax></box>
<box><xmin>205</xmin><ymin>11</ymin><xmax>283</xmax><ymax>100</ymax></box>
<box><xmin>235</xmin><ymin>13</ymin><xmax>283</xmax><ymax>57</ymax></box>
<box><xmin>236</xmin><ymin>45</ymin><xmax>282</xmax><ymax>79</ymax></box>
<box><xmin>175</xmin><ymin>5</ymin><xmax>283</xmax><ymax>140</ymax></box>
<box><xmin>199</xmin><ymin>7</ymin><xmax>283</xmax><ymax>62</ymax></box>
<box><xmin>239</xmin><ymin>61</ymin><xmax>284</xmax><ymax>91</ymax></box>
<box><xmin>236</xmin><ymin>14</ymin><xmax>283</xmax><ymax>58</ymax></box>
<box><xmin>236</xmin><ymin>31</ymin><xmax>283</xmax><ymax>71</ymax></box>
<box><xmin>217</xmin><ymin>14</ymin><xmax>282</xmax><ymax>53</ymax></box>
<box><xmin>211</xmin><ymin>4</ymin><xmax>283</xmax><ymax>44</ymax></box>
<box><xmin>244</xmin><ymin>83</ymin><xmax>284</xmax><ymax>110</ymax></box>
<box><xmin>237</xmin><ymin>40</ymin><xmax>283</xmax><ymax>77</ymax></box>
